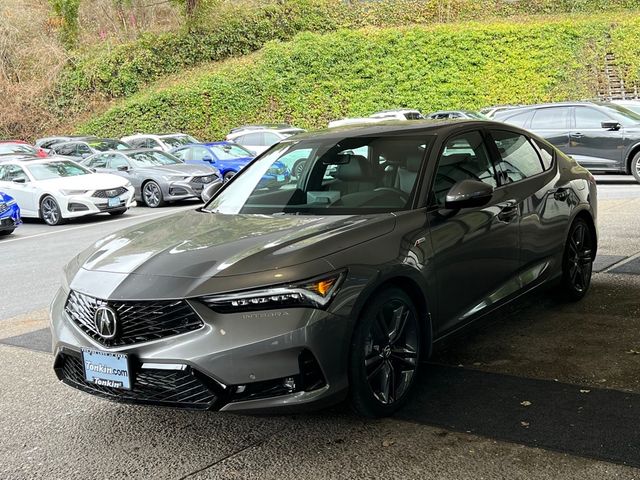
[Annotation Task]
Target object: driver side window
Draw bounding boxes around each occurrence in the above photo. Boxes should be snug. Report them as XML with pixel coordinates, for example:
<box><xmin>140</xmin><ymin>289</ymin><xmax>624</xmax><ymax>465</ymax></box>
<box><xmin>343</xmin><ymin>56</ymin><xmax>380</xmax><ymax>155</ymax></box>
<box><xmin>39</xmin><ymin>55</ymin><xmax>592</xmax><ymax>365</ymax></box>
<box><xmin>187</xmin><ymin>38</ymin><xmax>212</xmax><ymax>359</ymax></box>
<box><xmin>432</xmin><ymin>131</ymin><xmax>497</xmax><ymax>206</ymax></box>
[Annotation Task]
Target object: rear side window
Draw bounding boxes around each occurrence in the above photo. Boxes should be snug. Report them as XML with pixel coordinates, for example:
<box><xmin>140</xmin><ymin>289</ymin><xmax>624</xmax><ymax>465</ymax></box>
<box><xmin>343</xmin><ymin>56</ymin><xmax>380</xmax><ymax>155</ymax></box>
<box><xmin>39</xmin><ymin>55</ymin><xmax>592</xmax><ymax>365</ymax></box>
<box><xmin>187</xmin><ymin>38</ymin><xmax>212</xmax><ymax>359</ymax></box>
<box><xmin>490</xmin><ymin>130</ymin><xmax>544</xmax><ymax>183</ymax></box>
<box><xmin>500</xmin><ymin>110</ymin><xmax>533</xmax><ymax>128</ymax></box>
<box><xmin>236</xmin><ymin>133</ymin><xmax>263</xmax><ymax>146</ymax></box>
<box><xmin>86</xmin><ymin>154</ymin><xmax>108</xmax><ymax>168</ymax></box>
<box><xmin>574</xmin><ymin>107</ymin><xmax>611</xmax><ymax>129</ymax></box>
<box><xmin>54</xmin><ymin>143</ymin><xmax>77</xmax><ymax>156</ymax></box>
<box><xmin>532</xmin><ymin>139</ymin><xmax>554</xmax><ymax>170</ymax></box>
<box><xmin>531</xmin><ymin>107</ymin><xmax>570</xmax><ymax>129</ymax></box>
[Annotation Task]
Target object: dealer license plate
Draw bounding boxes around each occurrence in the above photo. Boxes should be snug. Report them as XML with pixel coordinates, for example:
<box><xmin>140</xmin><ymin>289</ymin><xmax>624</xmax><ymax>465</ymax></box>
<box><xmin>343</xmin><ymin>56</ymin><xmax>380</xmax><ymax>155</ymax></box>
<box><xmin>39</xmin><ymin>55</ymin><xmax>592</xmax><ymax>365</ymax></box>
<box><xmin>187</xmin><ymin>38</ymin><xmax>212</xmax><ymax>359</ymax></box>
<box><xmin>81</xmin><ymin>348</ymin><xmax>131</xmax><ymax>390</ymax></box>
<box><xmin>108</xmin><ymin>197</ymin><xmax>120</xmax><ymax>208</ymax></box>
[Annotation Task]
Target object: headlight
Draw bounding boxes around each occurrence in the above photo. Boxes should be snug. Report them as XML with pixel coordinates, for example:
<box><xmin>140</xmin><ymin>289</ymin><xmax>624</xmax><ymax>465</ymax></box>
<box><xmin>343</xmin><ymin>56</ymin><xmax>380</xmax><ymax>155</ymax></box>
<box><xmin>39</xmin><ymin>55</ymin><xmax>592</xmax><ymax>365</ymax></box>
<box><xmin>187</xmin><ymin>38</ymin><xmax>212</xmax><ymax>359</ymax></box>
<box><xmin>200</xmin><ymin>272</ymin><xmax>345</xmax><ymax>313</ymax></box>
<box><xmin>60</xmin><ymin>189</ymin><xmax>89</xmax><ymax>196</ymax></box>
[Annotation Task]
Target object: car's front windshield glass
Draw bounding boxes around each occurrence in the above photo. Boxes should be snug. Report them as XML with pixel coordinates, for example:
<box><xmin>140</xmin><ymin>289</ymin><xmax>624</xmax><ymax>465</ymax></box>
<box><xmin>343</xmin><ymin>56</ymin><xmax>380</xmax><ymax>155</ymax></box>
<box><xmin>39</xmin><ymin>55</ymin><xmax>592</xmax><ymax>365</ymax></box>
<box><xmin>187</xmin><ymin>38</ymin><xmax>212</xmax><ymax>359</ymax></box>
<box><xmin>204</xmin><ymin>135</ymin><xmax>434</xmax><ymax>215</ymax></box>
<box><xmin>0</xmin><ymin>144</ymin><xmax>36</xmax><ymax>155</ymax></box>
<box><xmin>603</xmin><ymin>104</ymin><xmax>640</xmax><ymax>125</ymax></box>
<box><xmin>211</xmin><ymin>144</ymin><xmax>254</xmax><ymax>160</ymax></box>
<box><xmin>128</xmin><ymin>151</ymin><xmax>182</xmax><ymax>166</ymax></box>
<box><xmin>89</xmin><ymin>140</ymin><xmax>130</xmax><ymax>151</ymax></box>
<box><xmin>27</xmin><ymin>161</ymin><xmax>90</xmax><ymax>180</ymax></box>
<box><xmin>162</xmin><ymin>135</ymin><xmax>199</xmax><ymax>147</ymax></box>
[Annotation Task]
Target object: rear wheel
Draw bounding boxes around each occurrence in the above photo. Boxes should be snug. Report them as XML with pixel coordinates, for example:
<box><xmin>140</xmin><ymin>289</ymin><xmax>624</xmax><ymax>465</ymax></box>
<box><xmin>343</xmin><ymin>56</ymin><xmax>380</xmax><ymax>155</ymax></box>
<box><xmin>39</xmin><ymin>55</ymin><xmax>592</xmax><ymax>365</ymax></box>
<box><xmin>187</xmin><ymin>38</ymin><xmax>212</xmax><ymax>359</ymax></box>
<box><xmin>349</xmin><ymin>288</ymin><xmax>421</xmax><ymax>417</ymax></box>
<box><xmin>142</xmin><ymin>181</ymin><xmax>165</xmax><ymax>208</ymax></box>
<box><xmin>561</xmin><ymin>217</ymin><xmax>594</xmax><ymax>301</ymax></box>
<box><xmin>41</xmin><ymin>195</ymin><xmax>64</xmax><ymax>226</ymax></box>
<box><xmin>292</xmin><ymin>160</ymin><xmax>305</xmax><ymax>178</ymax></box>
<box><xmin>631</xmin><ymin>152</ymin><xmax>640</xmax><ymax>183</ymax></box>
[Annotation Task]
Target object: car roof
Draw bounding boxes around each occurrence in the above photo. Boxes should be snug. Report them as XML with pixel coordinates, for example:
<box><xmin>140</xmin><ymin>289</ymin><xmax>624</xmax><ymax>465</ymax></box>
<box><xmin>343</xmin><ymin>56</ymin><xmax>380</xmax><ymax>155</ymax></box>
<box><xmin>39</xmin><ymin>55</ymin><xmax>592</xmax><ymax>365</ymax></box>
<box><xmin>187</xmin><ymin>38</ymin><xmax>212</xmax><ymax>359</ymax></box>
<box><xmin>372</xmin><ymin>109</ymin><xmax>421</xmax><ymax>114</ymax></box>
<box><xmin>289</xmin><ymin>119</ymin><xmax>509</xmax><ymax>141</ymax></box>
<box><xmin>229</xmin><ymin>124</ymin><xmax>297</xmax><ymax>134</ymax></box>
<box><xmin>493</xmin><ymin>101</ymin><xmax>625</xmax><ymax>116</ymax></box>
<box><xmin>0</xmin><ymin>155</ymin><xmax>77</xmax><ymax>165</ymax></box>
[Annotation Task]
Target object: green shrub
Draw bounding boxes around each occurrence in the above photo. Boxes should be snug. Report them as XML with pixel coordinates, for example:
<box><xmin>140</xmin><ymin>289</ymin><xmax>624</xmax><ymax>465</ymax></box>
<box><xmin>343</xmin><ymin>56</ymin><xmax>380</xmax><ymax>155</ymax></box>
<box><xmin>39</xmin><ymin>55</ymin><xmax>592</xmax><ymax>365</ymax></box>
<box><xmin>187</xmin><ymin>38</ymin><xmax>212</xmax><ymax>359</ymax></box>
<box><xmin>79</xmin><ymin>18</ymin><xmax>613</xmax><ymax>139</ymax></box>
<box><xmin>609</xmin><ymin>17</ymin><xmax>640</xmax><ymax>84</ymax></box>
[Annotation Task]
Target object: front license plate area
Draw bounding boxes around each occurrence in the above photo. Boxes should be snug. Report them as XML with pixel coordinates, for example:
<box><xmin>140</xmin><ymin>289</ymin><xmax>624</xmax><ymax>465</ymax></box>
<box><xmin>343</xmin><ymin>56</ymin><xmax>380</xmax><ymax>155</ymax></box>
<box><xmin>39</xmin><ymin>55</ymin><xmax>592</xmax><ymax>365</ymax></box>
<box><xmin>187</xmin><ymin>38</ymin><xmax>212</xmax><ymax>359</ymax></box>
<box><xmin>108</xmin><ymin>197</ymin><xmax>120</xmax><ymax>208</ymax></box>
<box><xmin>81</xmin><ymin>348</ymin><xmax>131</xmax><ymax>390</ymax></box>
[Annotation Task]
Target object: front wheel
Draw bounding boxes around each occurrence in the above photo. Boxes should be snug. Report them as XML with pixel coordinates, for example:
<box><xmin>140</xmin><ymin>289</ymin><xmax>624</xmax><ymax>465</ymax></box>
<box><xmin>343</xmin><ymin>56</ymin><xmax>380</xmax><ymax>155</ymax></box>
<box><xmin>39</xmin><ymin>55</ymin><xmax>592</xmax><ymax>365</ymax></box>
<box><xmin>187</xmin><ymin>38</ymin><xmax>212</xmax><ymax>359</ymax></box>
<box><xmin>631</xmin><ymin>152</ymin><xmax>640</xmax><ymax>183</ymax></box>
<box><xmin>142</xmin><ymin>181</ymin><xmax>165</xmax><ymax>208</ymax></box>
<box><xmin>349</xmin><ymin>288</ymin><xmax>421</xmax><ymax>417</ymax></box>
<box><xmin>561</xmin><ymin>217</ymin><xmax>594</xmax><ymax>301</ymax></box>
<box><xmin>41</xmin><ymin>195</ymin><xmax>65</xmax><ymax>226</ymax></box>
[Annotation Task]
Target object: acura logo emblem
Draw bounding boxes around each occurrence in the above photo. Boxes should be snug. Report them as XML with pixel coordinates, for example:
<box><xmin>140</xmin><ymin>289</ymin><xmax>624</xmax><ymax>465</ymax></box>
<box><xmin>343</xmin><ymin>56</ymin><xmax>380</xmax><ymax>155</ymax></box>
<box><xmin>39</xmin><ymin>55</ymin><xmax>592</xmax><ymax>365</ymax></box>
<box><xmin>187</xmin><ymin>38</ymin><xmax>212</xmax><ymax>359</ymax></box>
<box><xmin>94</xmin><ymin>306</ymin><xmax>118</xmax><ymax>340</ymax></box>
<box><xmin>106</xmin><ymin>190</ymin><xmax>117</xmax><ymax>197</ymax></box>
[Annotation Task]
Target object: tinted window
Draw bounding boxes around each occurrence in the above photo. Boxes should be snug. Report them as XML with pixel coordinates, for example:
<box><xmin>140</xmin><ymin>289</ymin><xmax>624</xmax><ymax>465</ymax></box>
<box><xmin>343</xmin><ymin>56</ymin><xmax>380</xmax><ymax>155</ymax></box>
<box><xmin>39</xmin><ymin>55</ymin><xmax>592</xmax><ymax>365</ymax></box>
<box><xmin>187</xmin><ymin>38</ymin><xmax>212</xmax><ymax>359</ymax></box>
<box><xmin>532</xmin><ymin>139</ymin><xmax>554</xmax><ymax>170</ymax></box>
<box><xmin>191</xmin><ymin>146</ymin><xmax>214</xmax><ymax>160</ymax></box>
<box><xmin>87</xmin><ymin>139</ymin><xmax>129</xmax><ymax>151</ymax></box>
<box><xmin>127</xmin><ymin>138</ymin><xmax>146</xmax><ymax>148</ymax></box>
<box><xmin>172</xmin><ymin>148</ymin><xmax>190</xmax><ymax>160</ymax></box>
<box><xmin>501</xmin><ymin>110</ymin><xmax>533</xmax><ymax>127</ymax></box>
<box><xmin>237</xmin><ymin>132</ymin><xmax>263</xmax><ymax>145</ymax></box>
<box><xmin>490</xmin><ymin>130</ymin><xmax>544</xmax><ymax>183</ymax></box>
<box><xmin>127</xmin><ymin>151</ymin><xmax>182</xmax><ymax>167</ymax></box>
<box><xmin>161</xmin><ymin>135</ymin><xmax>198</xmax><ymax>148</ymax></box>
<box><xmin>531</xmin><ymin>107</ymin><xmax>570</xmax><ymax>129</ymax></box>
<box><xmin>574</xmin><ymin>107</ymin><xmax>611</xmax><ymax>129</ymax></box>
<box><xmin>210</xmin><ymin>144</ymin><xmax>254</xmax><ymax>160</ymax></box>
<box><xmin>432</xmin><ymin>131</ymin><xmax>497</xmax><ymax>206</ymax></box>
<box><xmin>77</xmin><ymin>143</ymin><xmax>92</xmax><ymax>154</ymax></box>
<box><xmin>0</xmin><ymin>143</ymin><xmax>38</xmax><ymax>155</ymax></box>
<box><xmin>54</xmin><ymin>143</ymin><xmax>77</xmax><ymax>156</ymax></box>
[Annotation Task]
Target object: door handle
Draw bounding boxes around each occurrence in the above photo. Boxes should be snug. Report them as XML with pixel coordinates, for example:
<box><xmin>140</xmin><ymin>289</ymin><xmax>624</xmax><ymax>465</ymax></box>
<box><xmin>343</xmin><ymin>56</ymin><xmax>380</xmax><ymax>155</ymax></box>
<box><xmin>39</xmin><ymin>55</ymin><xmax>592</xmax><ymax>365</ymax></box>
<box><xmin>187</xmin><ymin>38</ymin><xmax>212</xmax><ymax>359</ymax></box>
<box><xmin>497</xmin><ymin>203</ymin><xmax>519</xmax><ymax>222</ymax></box>
<box><xmin>571</xmin><ymin>132</ymin><xmax>584</xmax><ymax>138</ymax></box>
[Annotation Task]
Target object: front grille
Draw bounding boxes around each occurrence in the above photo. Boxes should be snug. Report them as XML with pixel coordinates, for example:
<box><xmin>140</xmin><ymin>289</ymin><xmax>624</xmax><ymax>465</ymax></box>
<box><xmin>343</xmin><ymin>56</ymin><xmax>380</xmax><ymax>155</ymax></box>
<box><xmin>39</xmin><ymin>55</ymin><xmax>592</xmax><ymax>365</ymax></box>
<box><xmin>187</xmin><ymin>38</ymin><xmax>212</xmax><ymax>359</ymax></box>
<box><xmin>64</xmin><ymin>291</ymin><xmax>204</xmax><ymax>347</ymax></box>
<box><xmin>191</xmin><ymin>175</ymin><xmax>216</xmax><ymax>184</ymax></box>
<box><xmin>93</xmin><ymin>187</ymin><xmax>128</xmax><ymax>198</ymax></box>
<box><xmin>56</xmin><ymin>353</ymin><xmax>217</xmax><ymax>409</ymax></box>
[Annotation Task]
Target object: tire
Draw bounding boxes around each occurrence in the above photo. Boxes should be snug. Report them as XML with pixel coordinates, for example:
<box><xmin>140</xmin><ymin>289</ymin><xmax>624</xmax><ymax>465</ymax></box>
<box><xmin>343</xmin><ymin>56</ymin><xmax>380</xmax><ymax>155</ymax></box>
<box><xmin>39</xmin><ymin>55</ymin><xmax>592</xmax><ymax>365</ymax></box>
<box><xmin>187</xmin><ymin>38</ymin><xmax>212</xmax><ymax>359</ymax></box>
<box><xmin>142</xmin><ymin>181</ymin><xmax>165</xmax><ymax>208</ymax></box>
<box><xmin>348</xmin><ymin>287</ymin><xmax>422</xmax><ymax>417</ymax></box>
<box><xmin>631</xmin><ymin>152</ymin><xmax>640</xmax><ymax>183</ymax></box>
<box><xmin>40</xmin><ymin>195</ymin><xmax>65</xmax><ymax>226</ymax></box>
<box><xmin>0</xmin><ymin>229</ymin><xmax>14</xmax><ymax>236</ymax></box>
<box><xmin>109</xmin><ymin>209</ymin><xmax>127</xmax><ymax>216</ymax></box>
<box><xmin>561</xmin><ymin>217</ymin><xmax>594</xmax><ymax>301</ymax></box>
<box><xmin>292</xmin><ymin>160</ymin><xmax>305</xmax><ymax>178</ymax></box>
<box><xmin>223</xmin><ymin>171</ymin><xmax>236</xmax><ymax>183</ymax></box>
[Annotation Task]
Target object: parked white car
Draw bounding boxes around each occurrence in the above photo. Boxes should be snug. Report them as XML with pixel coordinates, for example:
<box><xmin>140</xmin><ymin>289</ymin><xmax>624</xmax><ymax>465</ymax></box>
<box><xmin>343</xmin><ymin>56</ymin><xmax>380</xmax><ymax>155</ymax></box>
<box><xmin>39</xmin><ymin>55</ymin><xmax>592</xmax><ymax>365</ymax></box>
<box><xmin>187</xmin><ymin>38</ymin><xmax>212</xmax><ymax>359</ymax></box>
<box><xmin>121</xmin><ymin>133</ymin><xmax>200</xmax><ymax>152</ymax></box>
<box><xmin>369</xmin><ymin>109</ymin><xmax>424</xmax><ymax>120</ymax></box>
<box><xmin>0</xmin><ymin>157</ymin><xmax>135</xmax><ymax>225</ymax></box>
<box><xmin>225</xmin><ymin>124</ymin><xmax>305</xmax><ymax>155</ymax></box>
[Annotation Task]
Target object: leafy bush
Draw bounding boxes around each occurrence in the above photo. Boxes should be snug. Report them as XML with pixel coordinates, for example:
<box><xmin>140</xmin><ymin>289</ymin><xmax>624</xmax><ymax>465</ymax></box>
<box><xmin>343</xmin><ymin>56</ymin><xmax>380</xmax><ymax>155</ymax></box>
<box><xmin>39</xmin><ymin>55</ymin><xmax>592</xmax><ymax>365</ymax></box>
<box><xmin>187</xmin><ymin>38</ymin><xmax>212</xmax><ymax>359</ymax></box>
<box><xmin>609</xmin><ymin>17</ymin><xmax>640</xmax><ymax>84</ymax></box>
<box><xmin>79</xmin><ymin>17</ymin><xmax>613</xmax><ymax>139</ymax></box>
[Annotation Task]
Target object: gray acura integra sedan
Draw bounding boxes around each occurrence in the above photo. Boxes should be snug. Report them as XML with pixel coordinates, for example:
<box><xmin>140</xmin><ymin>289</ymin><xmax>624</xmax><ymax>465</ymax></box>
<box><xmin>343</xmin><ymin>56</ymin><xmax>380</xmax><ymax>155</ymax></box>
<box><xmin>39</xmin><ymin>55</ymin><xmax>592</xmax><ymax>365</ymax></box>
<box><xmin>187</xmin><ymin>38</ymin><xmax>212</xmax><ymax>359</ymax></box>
<box><xmin>51</xmin><ymin>120</ymin><xmax>597</xmax><ymax>417</ymax></box>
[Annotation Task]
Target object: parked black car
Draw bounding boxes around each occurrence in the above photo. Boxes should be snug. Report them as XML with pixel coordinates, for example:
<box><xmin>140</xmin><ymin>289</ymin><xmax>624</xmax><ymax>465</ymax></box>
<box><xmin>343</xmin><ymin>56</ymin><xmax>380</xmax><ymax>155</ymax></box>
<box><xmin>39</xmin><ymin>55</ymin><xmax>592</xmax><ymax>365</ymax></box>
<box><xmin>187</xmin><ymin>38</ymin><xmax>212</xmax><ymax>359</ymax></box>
<box><xmin>493</xmin><ymin>102</ymin><xmax>640</xmax><ymax>182</ymax></box>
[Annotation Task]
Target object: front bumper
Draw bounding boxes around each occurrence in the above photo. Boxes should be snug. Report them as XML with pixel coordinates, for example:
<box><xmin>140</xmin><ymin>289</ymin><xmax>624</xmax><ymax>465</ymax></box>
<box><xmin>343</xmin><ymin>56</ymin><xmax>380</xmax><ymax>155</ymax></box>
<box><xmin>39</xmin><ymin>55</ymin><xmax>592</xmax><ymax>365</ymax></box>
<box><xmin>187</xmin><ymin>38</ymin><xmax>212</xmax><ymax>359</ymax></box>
<box><xmin>50</xmin><ymin>287</ymin><xmax>350</xmax><ymax>412</ymax></box>
<box><xmin>59</xmin><ymin>187</ymin><xmax>136</xmax><ymax>219</ymax></box>
<box><xmin>0</xmin><ymin>204</ymin><xmax>21</xmax><ymax>231</ymax></box>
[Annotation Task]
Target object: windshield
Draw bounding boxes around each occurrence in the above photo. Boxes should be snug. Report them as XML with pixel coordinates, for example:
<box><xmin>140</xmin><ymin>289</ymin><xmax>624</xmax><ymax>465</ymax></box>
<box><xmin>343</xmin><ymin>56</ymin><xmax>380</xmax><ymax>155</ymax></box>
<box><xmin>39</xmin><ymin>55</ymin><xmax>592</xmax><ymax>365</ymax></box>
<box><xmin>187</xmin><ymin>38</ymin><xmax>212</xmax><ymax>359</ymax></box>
<box><xmin>162</xmin><ymin>135</ymin><xmax>199</xmax><ymax>148</ymax></box>
<box><xmin>26</xmin><ymin>161</ymin><xmax>90</xmax><ymax>180</ymax></box>
<box><xmin>128</xmin><ymin>150</ymin><xmax>182</xmax><ymax>167</ymax></box>
<box><xmin>204</xmin><ymin>135</ymin><xmax>433</xmax><ymax>215</ymax></box>
<box><xmin>603</xmin><ymin>104</ymin><xmax>640</xmax><ymax>125</ymax></box>
<box><xmin>89</xmin><ymin>140</ymin><xmax>130</xmax><ymax>151</ymax></box>
<box><xmin>0</xmin><ymin>143</ymin><xmax>37</xmax><ymax>155</ymax></box>
<box><xmin>211</xmin><ymin>144</ymin><xmax>254</xmax><ymax>160</ymax></box>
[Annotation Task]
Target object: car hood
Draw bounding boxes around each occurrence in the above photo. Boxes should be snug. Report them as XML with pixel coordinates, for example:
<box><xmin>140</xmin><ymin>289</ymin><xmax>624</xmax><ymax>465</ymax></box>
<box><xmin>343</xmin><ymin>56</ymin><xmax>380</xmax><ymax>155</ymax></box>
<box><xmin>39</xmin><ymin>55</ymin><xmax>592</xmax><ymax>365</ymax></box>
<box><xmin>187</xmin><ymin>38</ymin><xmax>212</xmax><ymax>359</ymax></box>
<box><xmin>77</xmin><ymin>210</ymin><xmax>396</xmax><ymax>279</ymax></box>
<box><xmin>135</xmin><ymin>164</ymin><xmax>217</xmax><ymax>176</ymax></box>
<box><xmin>0</xmin><ymin>191</ymin><xmax>15</xmax><ymax>203</ymax></box>
<box><xmin>37</xmin><ymin>173</ymin><xmax>129</xmax><ymax>190</ymax></box>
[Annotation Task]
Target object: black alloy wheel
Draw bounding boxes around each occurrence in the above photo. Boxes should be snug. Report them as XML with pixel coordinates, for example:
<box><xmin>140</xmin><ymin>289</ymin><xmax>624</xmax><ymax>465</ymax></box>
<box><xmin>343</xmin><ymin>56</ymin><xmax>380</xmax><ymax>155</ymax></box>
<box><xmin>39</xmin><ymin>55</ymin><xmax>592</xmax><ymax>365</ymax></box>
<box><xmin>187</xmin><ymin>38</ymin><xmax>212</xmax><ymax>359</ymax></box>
<box><xmin>142</xmin><ymin>181</ymin><xmax>165</xmax><ymax>208</ymax></box>
<box><xmin>41</xmin><ymin>196</ymin><xmax>64</xmax><ymax>226</ymax></box>
<box><xmin>349</xmin><ymin>287</ymin><xmax>421</xmax><ymax>417</ymax></box>
<box><xmin>631</xmin><ymin>152</ymin><xmax>640</xmax><ymax>183</ymax></box>
<box><xmin>562</xmin><ymin>217</ymin><xmax>594</xmax><ymax>300</ymax></box>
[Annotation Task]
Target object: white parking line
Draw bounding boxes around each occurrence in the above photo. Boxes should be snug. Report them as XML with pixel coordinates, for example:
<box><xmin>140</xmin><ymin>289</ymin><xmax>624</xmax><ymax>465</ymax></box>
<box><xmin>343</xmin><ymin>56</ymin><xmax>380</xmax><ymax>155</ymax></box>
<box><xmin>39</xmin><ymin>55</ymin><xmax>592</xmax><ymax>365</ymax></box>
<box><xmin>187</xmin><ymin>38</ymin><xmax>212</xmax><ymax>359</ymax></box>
<box><xmin>1</xmin><ymin>206</ymin><xmax>195</xmax><ymax>245</ymax></box>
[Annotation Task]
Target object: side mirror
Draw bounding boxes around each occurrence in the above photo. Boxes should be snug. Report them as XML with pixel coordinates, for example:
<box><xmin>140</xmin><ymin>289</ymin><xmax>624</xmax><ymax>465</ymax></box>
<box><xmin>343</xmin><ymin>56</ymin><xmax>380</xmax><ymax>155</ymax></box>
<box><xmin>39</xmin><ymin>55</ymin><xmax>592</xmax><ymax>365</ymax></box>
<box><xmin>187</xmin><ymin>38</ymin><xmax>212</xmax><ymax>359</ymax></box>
<box><xmin>201</xmin><ymin>179</ymin><xmax>223</xmax><ymax>202</ymax></box>
<box><xmin>444</xmin><ymin>179</ymin><xmax>494</xmax><ymax>209</ymax></box>
<box><xmin>12</xmin><ymin>177</ymin><xmax>27</xmax><ymax>184</ymax></box>
<box><xmin>117</xmin><ymin>165</ymin><xmax>129</xmax><ymax>172</ymax></box>
<box><xmin>202</xmin><ymin>156</ymin><xmax>214</xmax><ymax>163</ymax></box>
<box><xmin>601</xmin><ymin>121</ymin><xmax>621</xmax><ymax>131</ymax></box>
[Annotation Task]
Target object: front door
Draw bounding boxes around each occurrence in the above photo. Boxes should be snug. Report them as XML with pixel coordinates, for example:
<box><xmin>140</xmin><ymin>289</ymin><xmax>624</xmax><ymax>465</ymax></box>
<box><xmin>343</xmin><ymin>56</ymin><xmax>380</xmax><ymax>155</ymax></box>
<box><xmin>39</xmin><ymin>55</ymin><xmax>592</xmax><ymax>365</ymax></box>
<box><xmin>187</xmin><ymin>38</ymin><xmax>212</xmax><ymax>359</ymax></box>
<box><xmin>426</xmin><ymin>130</ymin><xmax>520</xmax><ymax>335</ymax></box>
<box><xmin>568</xmin><ymin>106</ymin><xmax>624</xmax><ymax>171</ymax></box>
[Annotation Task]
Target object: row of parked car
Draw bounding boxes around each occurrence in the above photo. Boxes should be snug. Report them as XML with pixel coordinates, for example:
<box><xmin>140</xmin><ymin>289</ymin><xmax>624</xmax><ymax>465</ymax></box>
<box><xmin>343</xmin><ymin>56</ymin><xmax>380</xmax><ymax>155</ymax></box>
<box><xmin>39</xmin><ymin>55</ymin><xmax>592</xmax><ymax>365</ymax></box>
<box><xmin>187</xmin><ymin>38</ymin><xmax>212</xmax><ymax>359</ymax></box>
<box><xmin>1</xmin><ymin>99</ymin><xmax>640</xmax><ymax>234</ymax></box>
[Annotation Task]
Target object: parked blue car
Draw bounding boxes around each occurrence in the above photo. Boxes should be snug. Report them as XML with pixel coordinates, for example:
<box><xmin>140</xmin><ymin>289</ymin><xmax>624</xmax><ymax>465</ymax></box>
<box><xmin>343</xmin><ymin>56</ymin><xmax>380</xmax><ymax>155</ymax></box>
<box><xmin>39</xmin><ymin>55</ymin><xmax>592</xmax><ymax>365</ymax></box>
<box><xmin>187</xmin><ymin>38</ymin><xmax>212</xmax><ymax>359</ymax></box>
<box><xmin>0</xmin><ymin>191</ymin><xmax>21</xmax><ymax>236</ymax></box>
<box><xmin>170</xmin><ymin>142</ymin><xmax>291</xmax><ymax>188</ymax></box>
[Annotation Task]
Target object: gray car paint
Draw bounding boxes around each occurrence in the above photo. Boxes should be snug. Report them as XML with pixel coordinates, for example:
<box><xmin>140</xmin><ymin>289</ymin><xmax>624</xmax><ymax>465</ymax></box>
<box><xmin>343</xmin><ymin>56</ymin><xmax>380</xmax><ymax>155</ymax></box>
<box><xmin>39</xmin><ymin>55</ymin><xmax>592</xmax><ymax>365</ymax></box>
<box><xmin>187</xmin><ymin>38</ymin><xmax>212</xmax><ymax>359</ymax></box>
<box><xmin>51</xmin><ymin>120</ymin><xmax>597</xmax><ymax>412</ymax></box>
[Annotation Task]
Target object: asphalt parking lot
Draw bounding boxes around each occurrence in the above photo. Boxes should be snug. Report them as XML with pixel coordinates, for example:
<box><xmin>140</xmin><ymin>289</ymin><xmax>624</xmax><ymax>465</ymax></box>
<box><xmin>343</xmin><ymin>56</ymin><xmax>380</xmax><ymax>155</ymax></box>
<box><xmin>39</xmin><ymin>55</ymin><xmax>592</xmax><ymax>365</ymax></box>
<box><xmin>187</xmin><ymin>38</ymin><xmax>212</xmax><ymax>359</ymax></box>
<box><xmin>1</xmin><ymin>177</ymin><xmax>640</xmax><ymax>479</ymax></box>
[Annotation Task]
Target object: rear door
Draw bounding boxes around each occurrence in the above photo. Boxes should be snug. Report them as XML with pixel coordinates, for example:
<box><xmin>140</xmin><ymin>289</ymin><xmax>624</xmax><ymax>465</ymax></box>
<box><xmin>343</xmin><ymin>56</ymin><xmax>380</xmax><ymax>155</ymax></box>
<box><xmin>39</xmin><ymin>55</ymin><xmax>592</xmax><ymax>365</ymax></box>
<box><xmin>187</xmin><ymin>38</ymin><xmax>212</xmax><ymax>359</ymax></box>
<box><xmin>426</xmin><ymin>129</ymin><xmax>520</xmax><ymax>335</ymax></box>
<box><xmin>528</xmin><ymin>106</ymin><xmax>571</xmax><ymax>152</ymax></box>
<box><xmin>568</xmin><ymin>106</ymin><xmax>624</xmax><ymax>170</ymax></box>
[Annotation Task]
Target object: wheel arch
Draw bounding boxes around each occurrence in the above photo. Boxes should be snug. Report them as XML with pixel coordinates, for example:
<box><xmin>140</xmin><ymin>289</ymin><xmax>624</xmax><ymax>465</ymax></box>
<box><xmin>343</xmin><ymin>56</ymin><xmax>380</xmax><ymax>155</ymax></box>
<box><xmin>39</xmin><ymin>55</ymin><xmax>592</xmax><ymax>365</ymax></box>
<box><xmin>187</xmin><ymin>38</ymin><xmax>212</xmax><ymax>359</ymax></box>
<box><xmin>571</xmin><ymin>208</ymin><xmax>598</xmax><ymax>258</ymax></box>
<box><xmin>37</xmin><ymin>192</ymin><xmax>59</xmax><ymax>218</ymax></box>
<box><xmin>625</xmin><ymin>142</ymin><xmax>640</xmax><ymax>174</ymax></box>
